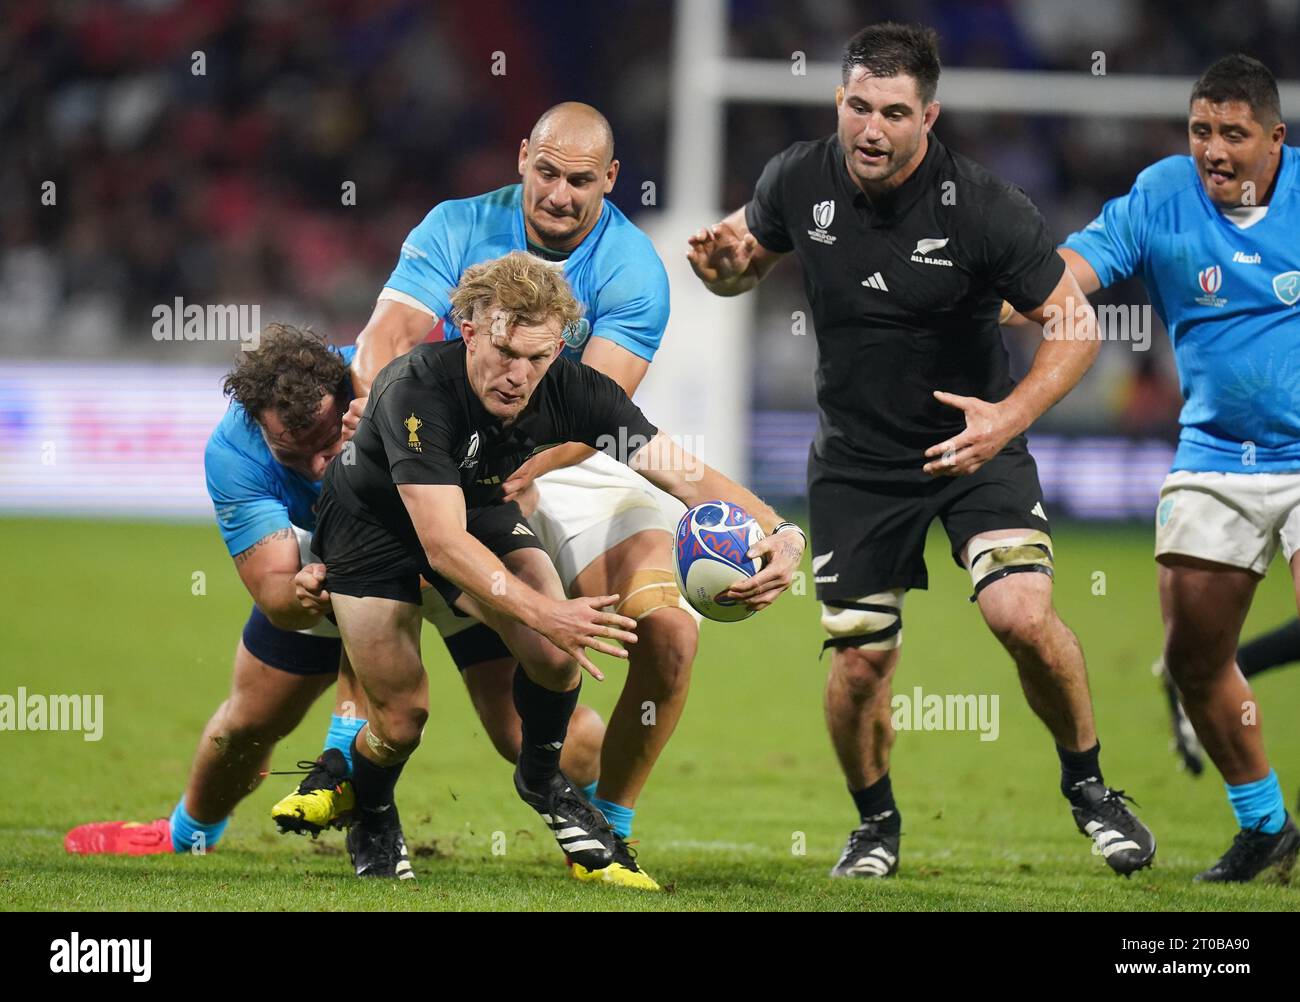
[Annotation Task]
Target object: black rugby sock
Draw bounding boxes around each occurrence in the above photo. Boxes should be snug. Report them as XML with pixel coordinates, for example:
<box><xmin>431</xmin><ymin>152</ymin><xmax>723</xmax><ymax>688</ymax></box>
<box><xmin>1237</xmin><ymin>619</ymin><xmax>1300</xmax><ymax>678</ymax></box>
<box><xmin>513</xmin><ymin>664</ymin><xmax>579</xmax><ymax>789</ymax></box>
<box><xmin>850</xmin><ymin>773</ymin><xmax>900</xmax><ymax>829</ymax></box>
<box><xmin>1058</xmin><ymin>741</ymin><xmax>1103</xmax><ymax>801</ymax></box>
<box><xmin>350</xmin><ymin>734</ymin><xmax>406</xmax><ymax>829</ymax></box>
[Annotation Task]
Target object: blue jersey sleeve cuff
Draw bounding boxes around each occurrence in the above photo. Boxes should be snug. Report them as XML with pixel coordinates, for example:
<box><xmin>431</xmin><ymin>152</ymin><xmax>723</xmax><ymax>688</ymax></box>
<box><xmin>590</xmin><ymin>328</ymin><xmax>658</xmax><ymax>363</ymax></box>
<box><xmin>220</xmin><ymin>507</ymin><xmax>293</xmax><ymax>558</ymax></box>
<box><xmin>381</xmin><ymin>273</ymin><xmax>450</xmax><ymax>319</ymax></box>
<box><xmin>1060</xmin><ymin>235</ymin><xmax>1117</xmax><ymax>290</ymax></box>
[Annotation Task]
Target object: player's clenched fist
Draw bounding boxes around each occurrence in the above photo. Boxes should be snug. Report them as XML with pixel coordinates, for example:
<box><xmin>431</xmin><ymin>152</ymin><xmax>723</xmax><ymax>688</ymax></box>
<box><xmin>341</xmin><ymin>396</ymin><xmax>366</xmax><ymax>443</ymax></box>
<box><xmin>540</xmin><ymin>594</ymin><xmax>638</xmax><ymax>682</ymax></box>
<box><xmin>294</xmin><ymin>562</ymin><xmax>331</xmax><ymax>614</ymax></box>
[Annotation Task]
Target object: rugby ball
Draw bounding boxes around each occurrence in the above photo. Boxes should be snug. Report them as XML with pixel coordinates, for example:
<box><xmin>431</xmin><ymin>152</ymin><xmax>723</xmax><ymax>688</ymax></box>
<box><xmin>674</xmin><ymin>501</ymin><xmax>765</xmax><ymax>622</ymax></box>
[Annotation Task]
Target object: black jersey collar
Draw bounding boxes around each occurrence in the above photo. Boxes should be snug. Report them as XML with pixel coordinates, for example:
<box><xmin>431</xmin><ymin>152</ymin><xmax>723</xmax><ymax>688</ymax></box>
<box><xmin>834</xmin><ymin>131</ymin><xmax>944</xmax><ymax>222</ymax></box>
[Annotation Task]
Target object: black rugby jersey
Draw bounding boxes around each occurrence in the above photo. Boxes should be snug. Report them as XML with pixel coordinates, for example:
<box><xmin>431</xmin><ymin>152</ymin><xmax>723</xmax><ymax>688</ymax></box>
<box><xmin>745</xmin><ymin>133</ymin><xmax>1064</xmax><ymax>473</ymax></box>
<box><xmin>322</xmin><ymin>339</ymin><xmax>657</xmax><ymax>543</ymax></box>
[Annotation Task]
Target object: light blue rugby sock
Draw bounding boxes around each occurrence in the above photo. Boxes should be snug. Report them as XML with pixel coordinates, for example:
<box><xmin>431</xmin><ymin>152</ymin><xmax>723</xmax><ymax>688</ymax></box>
<box><xmin>324</xmin><ymin>713</ymin><xmax>367</xmax><ymax>774</ymax></box>
<box><xmin>593</xmin><ymin>796</ymin><xmax>635</xmax><ymax>840</ymax></box>
<box><xmin>1226</xmin><ymin>770</ymin><xmax>1287</xmax><ymax>834</ymax></box>
<box><xmin>169</xmin><ymin>797</ymin><xmax>229</xmax><ymax>854</ymax></box>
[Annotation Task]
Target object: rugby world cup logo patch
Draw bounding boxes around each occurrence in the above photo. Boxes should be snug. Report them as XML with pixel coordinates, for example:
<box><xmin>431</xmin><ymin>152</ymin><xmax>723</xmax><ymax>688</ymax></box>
<box><xmin>1195</xmin><ymin>264</ymin><xmax>1227</xmax><ymax>307</ymax></box>
<box><xmin>1272</xmin><ymin>270</ymin><xmax>1300</xmax><ymax>306</ymax></box>
<box><xmin>808</xmin><ymin>200</ymin><xmax>837</xmax><ymax>245</ymax></box>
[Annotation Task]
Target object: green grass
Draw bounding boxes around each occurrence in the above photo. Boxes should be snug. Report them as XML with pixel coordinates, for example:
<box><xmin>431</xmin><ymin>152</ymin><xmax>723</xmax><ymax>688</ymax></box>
<box><xmin>1</xmin><ymin>516</ymin><xmax>1298</xmax><ymax>911</ymax></box>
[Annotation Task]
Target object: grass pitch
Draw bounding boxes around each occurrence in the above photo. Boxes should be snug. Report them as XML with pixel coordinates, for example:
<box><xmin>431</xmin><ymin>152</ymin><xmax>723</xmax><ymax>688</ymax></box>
<box><xmin>2</xmin><ymin>516</ymin><xmax>1298</xmax><ymax>911</ymax></box>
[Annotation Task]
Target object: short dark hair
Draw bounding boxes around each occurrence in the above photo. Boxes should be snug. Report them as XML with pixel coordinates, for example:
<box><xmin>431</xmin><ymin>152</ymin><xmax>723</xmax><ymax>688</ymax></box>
<box><xmin>841</xmin><ymin>22</ymin><xmax>941</xmax><ymax>105</ymax></box>
<box><xmin>1190</xmin><ymin>54</ymin><xmax>1281</xmax><ymax>125</ymax></box>
<box><xmin>222</xmin><ymin>323</ymin><xmax>349</xmax><ymax>433</ymax></box>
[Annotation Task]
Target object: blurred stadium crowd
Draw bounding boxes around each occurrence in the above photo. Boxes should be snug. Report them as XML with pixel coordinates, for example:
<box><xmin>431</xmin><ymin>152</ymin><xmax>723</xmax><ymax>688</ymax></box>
<box><xmin>3</xmin><ymin>0</ymin><xmax>1297</xmax><ymax>444</ymax></box>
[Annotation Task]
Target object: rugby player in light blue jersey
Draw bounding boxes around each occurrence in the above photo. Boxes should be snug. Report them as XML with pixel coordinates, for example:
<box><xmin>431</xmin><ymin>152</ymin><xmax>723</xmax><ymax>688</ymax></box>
<box><xmin>1058</xmin><ymin>55</ymin><xmax>1299</xmax><ymax>882</ymax></box>
<box><xmin>65</xmin><ymin>326</ymin><xmax>374</xmax><ymax>857</ymax></box>
<box><xmin>303</xmin><ymin>103</ymin><xmax>695</xmax><ymax>890</ymax></box>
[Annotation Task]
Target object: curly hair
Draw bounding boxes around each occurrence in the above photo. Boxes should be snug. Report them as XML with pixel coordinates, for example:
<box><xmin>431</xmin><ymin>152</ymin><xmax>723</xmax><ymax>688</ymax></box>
<box><xmin>448</xmin><ymin>251</ymin><xmax>584</xmax><ymax>339</ymax></box>
<box><xmin>221</xmin><ymin>323</ymin><xmax>350</xmax><ymax>432</ymax></box>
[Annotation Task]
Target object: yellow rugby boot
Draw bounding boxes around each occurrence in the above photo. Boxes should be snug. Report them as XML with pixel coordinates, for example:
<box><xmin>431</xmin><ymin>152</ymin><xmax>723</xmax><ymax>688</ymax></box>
<box><xmin>271</xmin><ymin>748</ymin><xmax>355</xmax><ymax>837</ymax></box>
<box><xmin>571</xmin><ymin>835</ymin><xmax>662</xmax><ymax>891</ymax></box>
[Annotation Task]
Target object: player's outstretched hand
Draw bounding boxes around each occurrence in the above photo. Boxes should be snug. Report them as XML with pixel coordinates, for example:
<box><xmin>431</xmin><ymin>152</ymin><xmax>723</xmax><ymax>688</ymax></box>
<box><xmin>541</xmin><ymin>595</ymin><xmax>638</xmax><ymax>682</ymax></box>
<box><xmin>686</xmin><ymin>219</ymin><xmax>757</xmax><ymax>283</ymax></box>
<box><xmin>294</xmin><ymin>563</ymin><xmax>331</xmax><ymax>614</ymax></box>
<box><xmin>341</xmin><ymin>396</ymin><xmax>366</xmax><ymax>443</ymax></box>
<box><xmin>723</xmin><ymin>530</ymin><xmax>806</xmax><ymax>612</ymax></box>
<box><xmin>502</xmin><ymin>453</ymin><xmax>546</xmax><ymax>509</ymax></box>
<box><xmin>923</xmin><ymin>391</ymin><xmax>1023</xmax><ymax>476</ymax></box>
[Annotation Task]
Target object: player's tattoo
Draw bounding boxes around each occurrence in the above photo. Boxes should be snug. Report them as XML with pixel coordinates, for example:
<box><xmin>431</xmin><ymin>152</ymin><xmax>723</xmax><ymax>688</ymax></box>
<box><xmin>233</xmin><ymin>526</ymin><xmax>295</xmax><ymax>565</ymax></box>
<box><xmin>775</xmin><ymin>536</ymin><xmax>803</xmax><ymax>565</ymax></box>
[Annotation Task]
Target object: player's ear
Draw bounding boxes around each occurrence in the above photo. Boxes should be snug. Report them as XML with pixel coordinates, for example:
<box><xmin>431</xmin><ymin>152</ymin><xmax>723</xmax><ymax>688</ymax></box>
<box><xmin>923</xmin><ymin>100</ymin><xmax>941</xmax><ymax>132</ymax></box>
<box><xmin>835</xmin><ymin>84</ymin><xmax>844</xmax><ymax>109</ymax></box>
<box><xmin>1271</xmin><ymin>120</ymin><xmax>1286</xmax><ymax>150</ymax></box>
<box><xmin>605</xmin><ymin>158</ymin><xmax>619</xmax><ymax>193</ymax></box>
<box><xmin>518</xmin><ymin>139</ymin><xmax>529</xmax><ymax>177</ymax></box>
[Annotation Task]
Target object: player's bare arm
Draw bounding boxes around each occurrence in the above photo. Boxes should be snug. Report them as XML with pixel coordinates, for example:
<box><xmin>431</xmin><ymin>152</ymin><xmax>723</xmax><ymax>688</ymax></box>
<box><xmin>629</xmin><ymin>431</ymin><xmax>805</xmax><ymax>610</ymax></box>
<box><xmin>347</xmin><ymin>298</ymin><xmax>436</xmax><ymax>429</ymax></box>
<box><xmin>502</xmin><ymin>337</ymin><xmax>650</xmax><ymax>503</ymax></box>
<box><xmin>398</xmin><ymin>481</ymin><xmax>636</xmax><ymax>679</ymax></box>
<box><xmin>233</xmin><ymin>526</ymin><xmax>324</xmax><ymax>631</ymax></box>
<box><xmin>925</xmin><ymin>266</ymin><xmax>1100</xmax><ymax>477</ymax></box>
<box><xmin>687</xmin><ymin>207</ymin><xmax>786</xmax><ymax>296</ymax></box>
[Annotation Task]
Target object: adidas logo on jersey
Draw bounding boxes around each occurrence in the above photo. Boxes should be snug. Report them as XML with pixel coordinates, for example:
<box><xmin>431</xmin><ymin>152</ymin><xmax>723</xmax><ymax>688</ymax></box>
<box><xmin>861</xmin><ymin>272</ymin><xmax>889</xmax><ymax>292</ymax></box>
<box><xmin>512</xmin><ymin>523</ymin><xmax>535</xmax><ymax>536</ymax></box>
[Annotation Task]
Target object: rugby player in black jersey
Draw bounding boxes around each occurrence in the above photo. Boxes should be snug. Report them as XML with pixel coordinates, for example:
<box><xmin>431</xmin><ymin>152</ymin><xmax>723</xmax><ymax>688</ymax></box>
<box><xmin>687</xmin><ymin>22</ymin><xmax>1155</xmax><ymax>879</ymax></box>
<box><xmin>311</xmin><ymin>251</ymin><xmax>806</xmax><ymax>883</ymax></box>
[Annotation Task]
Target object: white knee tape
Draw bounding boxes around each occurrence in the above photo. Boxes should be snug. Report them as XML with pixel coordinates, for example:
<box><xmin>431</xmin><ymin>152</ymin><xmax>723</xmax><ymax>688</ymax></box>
<box><xmin>820</xmin><ymin>590</ymin><xmax>905</xmax><ymax>653</ymax></box>
<box><xmin>964</xmin><ymin>531</ymin><xmax>1054</xmax><ymax>602</ymax></box>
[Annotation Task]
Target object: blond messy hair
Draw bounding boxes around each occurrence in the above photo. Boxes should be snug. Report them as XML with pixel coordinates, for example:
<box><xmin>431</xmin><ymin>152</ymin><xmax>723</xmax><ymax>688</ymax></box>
<box><xmin>449</xmin><ymin>251</ymin><xmax>583</xmax><ymax>340</ymax></box>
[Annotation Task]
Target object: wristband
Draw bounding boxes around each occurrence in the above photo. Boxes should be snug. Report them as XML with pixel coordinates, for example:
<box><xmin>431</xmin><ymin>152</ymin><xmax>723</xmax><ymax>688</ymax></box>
<box><xmin>772</xmin><ymin>521</ymin><xmax>806</xmax><ymax>545</ymax></box>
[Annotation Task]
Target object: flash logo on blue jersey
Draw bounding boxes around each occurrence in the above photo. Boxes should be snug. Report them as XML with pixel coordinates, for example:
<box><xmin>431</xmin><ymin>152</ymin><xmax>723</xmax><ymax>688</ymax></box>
<box><xmin>562</xmin><ymin>318</ymin><xmax>591</xmax><ymax>350</ymax></box>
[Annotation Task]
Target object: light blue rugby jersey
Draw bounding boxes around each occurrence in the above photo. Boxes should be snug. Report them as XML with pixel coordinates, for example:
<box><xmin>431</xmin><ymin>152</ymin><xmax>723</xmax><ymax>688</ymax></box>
<box><xmin>1063</xmin><ymin>146</ymin><xmax>1300</xmax><ymax>473</ymax></box>
<box><xmin>204</xmin><ymin>345</ymin><xmax>357</xmax><ymax>556</ymax></box>
<box><xmin>382</xmin><ymin>184</ymin><xmax>670</xmax><ymax>363</ymax></box>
